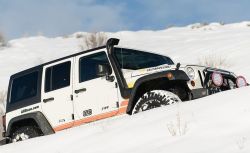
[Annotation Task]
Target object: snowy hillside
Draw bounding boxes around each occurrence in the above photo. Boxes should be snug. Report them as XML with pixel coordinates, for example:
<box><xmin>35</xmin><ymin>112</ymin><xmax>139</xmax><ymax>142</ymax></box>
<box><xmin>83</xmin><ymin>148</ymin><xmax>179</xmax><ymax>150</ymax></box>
<box><xmin>1</xmin><ymin>22</ymin><xmax>250</xmax><ymax>152</ymax></box>
<box><xmin>1</xmin><ymin>87</ymin><xmax>250</xmax><ymax>153</ymax></box>
<box><xmin>1</xmin><ymin>22</ymin><xmax>250</xmax><ymax>92</ymax></box>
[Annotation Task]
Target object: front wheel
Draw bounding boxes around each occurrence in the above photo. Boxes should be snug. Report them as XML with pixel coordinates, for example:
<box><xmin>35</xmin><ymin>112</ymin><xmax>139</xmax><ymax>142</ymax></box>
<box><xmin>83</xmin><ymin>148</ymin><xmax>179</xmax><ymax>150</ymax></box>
<box><xmin>132</xmin><ymin>90</ymin><xmax>181</xmax><ymax>114</ymax></box>
<box><xmin>11</xmin><ymin>126</ymin><xmax>41</xmax><ymax>142</ymax></box>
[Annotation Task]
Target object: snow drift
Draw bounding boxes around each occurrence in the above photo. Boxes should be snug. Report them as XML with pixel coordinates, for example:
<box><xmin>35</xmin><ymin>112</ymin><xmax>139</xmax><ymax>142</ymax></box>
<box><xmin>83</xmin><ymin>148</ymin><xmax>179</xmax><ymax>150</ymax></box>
<box><xmin>1</xmin><ymin>87</ymin><xmax>250</xmax><ymax>153</ymax></box>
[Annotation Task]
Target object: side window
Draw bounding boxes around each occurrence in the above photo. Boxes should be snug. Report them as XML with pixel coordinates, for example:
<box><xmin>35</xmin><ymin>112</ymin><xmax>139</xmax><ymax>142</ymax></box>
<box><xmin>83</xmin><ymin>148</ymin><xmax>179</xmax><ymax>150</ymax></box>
<box><xmin>79</xmin><ymin>52</ymin><xmax>110</xmax><ymax>82</ymax></box>
<box><xmin>45</xmin><ymin>61</ymin><xmax>71</xmax><ymax>92</ymax></box>
<box><xmin>10</xmin><ymin>71</ymin><xmax>38</xmax><ymax>103</ymax></box>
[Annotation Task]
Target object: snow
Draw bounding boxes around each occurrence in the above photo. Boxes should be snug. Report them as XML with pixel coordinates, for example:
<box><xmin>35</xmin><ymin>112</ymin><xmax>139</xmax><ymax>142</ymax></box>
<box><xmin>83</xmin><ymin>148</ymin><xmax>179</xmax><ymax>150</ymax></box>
<box><xmin>1</xmin><ymin>22</ymin><xmax>250</xmax><ymax>91</ymax></box>
<box><xmin>1</xmin><ymin>22</ymin><xmax>250</xmax><ymax>152</ymax></box>
<box><xmin>1</xmin><ymin>87</ymin><xmax>250</xmax><ymax>153</ymax></box>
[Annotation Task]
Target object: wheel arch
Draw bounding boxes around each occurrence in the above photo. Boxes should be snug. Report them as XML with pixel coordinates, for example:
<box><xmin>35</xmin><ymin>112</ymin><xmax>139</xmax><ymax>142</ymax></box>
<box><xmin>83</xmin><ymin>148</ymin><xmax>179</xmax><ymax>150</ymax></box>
<box><xmin>6</xmin><ymin>111</ymin><xmax>54</xmax><ymax>137</ymax></box>
<box><xmin>126</xmin><ymin>70</ymin><xmax>190</xmax><ymax>114</ymax></box>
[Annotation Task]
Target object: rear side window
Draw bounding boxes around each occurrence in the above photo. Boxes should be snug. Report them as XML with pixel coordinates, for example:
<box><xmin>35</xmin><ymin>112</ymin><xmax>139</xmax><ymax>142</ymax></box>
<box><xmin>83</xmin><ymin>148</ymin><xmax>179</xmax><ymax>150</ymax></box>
<box><xmin>10</xmin><ymin>71</ymin><xmax>38</xmax><ymax>103</ymax></box>
<box><xmin>45</xmin><ymin>61</ymin><xmax>71</xmax><ymax>92</ymax></box>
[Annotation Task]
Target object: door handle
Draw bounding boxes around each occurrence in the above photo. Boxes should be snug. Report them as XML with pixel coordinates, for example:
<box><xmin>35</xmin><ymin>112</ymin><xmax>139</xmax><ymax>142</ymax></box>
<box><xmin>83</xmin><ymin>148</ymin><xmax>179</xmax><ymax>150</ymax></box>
<box><xmin>75</xmin><ymin>88</ymin><xmax>87</xmax><ymax>94</ymax></box>
<box><xmin>43</xmin><ymin>97</ymin><xmax>54</xmax><ymax>103</ymax></box>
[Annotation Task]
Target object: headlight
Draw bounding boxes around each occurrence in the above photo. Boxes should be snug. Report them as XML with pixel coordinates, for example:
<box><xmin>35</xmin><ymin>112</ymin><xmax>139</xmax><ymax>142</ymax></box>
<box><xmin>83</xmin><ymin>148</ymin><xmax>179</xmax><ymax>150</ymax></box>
<box><xmin>186</xmin><ymin>67</ymin><xmax>195</xmax><ymax>79</ymax></box>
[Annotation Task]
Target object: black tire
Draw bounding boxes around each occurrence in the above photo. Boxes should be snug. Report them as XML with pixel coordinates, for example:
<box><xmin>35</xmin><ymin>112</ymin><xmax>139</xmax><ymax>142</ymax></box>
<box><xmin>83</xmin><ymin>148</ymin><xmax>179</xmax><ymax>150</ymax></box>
<box><xmin>132</xmin><ymin>90</ymin><xmax>181</xmax><ymax>114</ymax></box>
<box><xmin>11</xmin><ymin>126</ymin><xmax>41</xmax><ymax>142</ymax></box>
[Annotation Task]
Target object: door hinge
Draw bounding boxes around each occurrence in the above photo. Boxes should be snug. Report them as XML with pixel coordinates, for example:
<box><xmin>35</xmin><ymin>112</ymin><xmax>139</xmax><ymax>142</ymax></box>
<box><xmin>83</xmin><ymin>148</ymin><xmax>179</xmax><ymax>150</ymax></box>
<box><xmin>70</xmin><ymin>95</ymin><xmax>73</xmax><ymax>101</ymax></box>
<box><xmin>115</xmin><ymin>82</ymin><xmax>118</xmax><ymax>88</ymax></box>
<box><xmin>72</xmin><ymin>114</ymin><xmax>75</xmax><ymax>120</ymax></box>
<box><xmin>116</xmin><ymin>101</ymin><xmax>119</xmax><ymax>108</ymax></box>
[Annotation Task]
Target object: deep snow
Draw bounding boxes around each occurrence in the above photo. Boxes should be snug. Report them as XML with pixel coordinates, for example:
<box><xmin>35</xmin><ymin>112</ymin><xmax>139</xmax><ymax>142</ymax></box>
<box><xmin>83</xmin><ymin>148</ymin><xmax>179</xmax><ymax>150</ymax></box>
<box><xmin>1</xmin><ymin>87</ymin><xmax>250</xmax><ymax>153</ymax></box>
<box><xmin>1</xmin><ymin>22</ymin><xmax>250</xmax><ymax>152</ymax></box>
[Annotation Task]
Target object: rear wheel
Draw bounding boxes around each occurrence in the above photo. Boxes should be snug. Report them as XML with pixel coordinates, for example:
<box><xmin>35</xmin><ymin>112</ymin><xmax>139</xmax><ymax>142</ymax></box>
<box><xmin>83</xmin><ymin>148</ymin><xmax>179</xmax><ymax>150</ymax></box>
<box><xmin>11</xmin><ymin>126</ymin><xmax>41</xmax><ymax>142</ymax></box>
<box><xmin>132</xmin><ymin>90</ymin><xmax>181</xmax><ymax>114</ymax></box>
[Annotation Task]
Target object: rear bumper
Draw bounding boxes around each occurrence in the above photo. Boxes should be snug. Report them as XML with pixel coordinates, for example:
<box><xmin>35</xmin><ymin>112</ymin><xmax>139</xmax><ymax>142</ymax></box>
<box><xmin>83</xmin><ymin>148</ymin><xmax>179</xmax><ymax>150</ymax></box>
<box><xmin>191</xmin><ymin>88</ymin><xmax>208</xmax><ymax>99</ymax></box>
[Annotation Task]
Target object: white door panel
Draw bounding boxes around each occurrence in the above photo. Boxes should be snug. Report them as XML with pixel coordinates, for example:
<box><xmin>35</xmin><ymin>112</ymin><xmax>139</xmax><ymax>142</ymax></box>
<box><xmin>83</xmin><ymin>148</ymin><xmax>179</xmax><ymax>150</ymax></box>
<box><xmin>41</xmin><ymin>58</ymin><xmax>74</xmax><ymax>129</ymax></box>
<box><xmin>73</xmin><ymin>50</ymin><xmax>119</xmax><ymax>122</ymax></box>
<box><xmin>74</xmin><ymin>77</ymin><xmax>118</xmax><ymax>117</ymax></box>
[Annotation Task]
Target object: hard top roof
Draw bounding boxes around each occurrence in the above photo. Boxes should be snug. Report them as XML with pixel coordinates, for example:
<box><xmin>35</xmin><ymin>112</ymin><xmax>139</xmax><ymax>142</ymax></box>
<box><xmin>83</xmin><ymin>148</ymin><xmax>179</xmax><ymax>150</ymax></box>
<box><xmin>10</xmin><ymin>45</ymin><xmax>106</xmax><ymax>78</ymax></box>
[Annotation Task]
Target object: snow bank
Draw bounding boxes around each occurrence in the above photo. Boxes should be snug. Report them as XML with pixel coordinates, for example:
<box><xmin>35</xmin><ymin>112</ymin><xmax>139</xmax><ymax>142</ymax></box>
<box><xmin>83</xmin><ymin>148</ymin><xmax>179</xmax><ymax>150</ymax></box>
<box><xmin>1</xmin><ymin>87</ymin><xmax>250</xmax><ymax>153</ymax></box>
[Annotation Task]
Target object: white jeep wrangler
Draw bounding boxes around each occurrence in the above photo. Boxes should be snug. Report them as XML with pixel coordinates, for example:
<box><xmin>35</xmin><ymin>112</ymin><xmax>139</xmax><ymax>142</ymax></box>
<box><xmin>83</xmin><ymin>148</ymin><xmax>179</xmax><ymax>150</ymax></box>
<box><xmin>1</xmin><ymin>38</ymin><xmax>193</xmax><ymax>144</ymax></box>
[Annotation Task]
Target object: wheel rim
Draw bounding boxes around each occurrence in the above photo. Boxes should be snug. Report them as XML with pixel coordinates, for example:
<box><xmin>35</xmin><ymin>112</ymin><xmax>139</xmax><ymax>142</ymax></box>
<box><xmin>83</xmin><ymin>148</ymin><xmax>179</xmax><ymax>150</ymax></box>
<box><xmin>133</xmin><ymin>91</ymin><xmax>182</xmax><ymax>114</ymax></box>
<box><xmin>138</xmin><ymin>100</ymin><xmax>161</xmax><ymax>113</ymax></box>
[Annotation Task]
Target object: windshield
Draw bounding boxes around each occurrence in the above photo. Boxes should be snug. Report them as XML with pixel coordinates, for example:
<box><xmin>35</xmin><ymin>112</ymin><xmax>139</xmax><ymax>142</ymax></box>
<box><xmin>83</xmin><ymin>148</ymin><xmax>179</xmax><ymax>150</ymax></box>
<box><xmin>114</xmin><ymin>48</ymin><xmax>174</xmax><ymax>70</ymax></box>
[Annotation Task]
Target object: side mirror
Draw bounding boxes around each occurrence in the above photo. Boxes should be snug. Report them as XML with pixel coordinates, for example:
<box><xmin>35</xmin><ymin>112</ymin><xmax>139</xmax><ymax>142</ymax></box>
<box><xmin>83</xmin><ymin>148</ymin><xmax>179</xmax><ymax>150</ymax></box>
<box><xmin>97</xmin><ymin>64</ymin><xmax>112</xmax><ymax>77</ymax></box>
<box><xmin>96</xmin><ymin>64</ymin><xmax>114</xmax><ymax>82</ymax></box>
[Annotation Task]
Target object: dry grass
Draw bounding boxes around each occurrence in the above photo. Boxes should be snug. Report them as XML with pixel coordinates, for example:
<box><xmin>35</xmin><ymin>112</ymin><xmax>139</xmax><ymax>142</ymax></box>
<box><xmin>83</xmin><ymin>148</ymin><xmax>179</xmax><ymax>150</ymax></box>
<box><xmin>0</xmin><ymin>91</ymin><xmax>6</xmax><ymax>105</ymax></box>
<box><xmin>0</xmin><ymin>91</ymin><xmax>6</xmax><ymax>140</ymax></box>
<box><xmin>198</xmin><ymin>54</ymin><xmax>229</xmax><ymax>68</ymax></box>
<box><xmin>167</xmin><ymin>112</ymin><xmax>188</xmax><ymax>136</ymax></box>
<box><xmin>0</xmin><ymin>32</ymin><xmax>6</xmax><ymax>47</ymax></box>
<box><xmin>0</xmin><ymin>91</ymin><xmax>5</xmax><ymax>140</ymax></box>
<box><xmin>0</xmin><ymin>116</ymin><xmax>2</xmax><ymax>140</ymax></box>
<box><xmin>79</xmin><ymin>32</ymin><xmax>108</xmax><ymax>50</ymax></box>
<box><xmin>236</xmin><ymin>137</ymin><xmax>247</xmax><ymax>150</ymax></box>
<box><xmin>190</xmin><ymin>22</ymin><xmax>208</xmax><ymax>29</ymax></box>
<box><xmin>0</xmin><ymin>91</ymin><xmax>6</xmax><ymax>115</ymax></box>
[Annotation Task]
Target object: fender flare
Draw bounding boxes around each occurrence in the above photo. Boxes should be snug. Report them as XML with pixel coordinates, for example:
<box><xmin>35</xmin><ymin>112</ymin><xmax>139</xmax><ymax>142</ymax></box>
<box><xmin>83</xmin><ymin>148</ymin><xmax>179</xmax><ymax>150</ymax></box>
<box><xmin>6</xmin><ymin>111</ymin><xmax>54</xmax><ymax>137</ymax></box>
<box><xmin>126</xmin><ymin>70</ymin><xmax>190</xmax><ymax>114</ymax></box>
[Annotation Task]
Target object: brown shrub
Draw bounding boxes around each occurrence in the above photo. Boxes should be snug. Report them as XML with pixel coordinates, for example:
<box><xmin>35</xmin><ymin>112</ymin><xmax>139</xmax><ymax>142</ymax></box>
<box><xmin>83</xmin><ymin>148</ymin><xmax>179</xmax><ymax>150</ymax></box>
<box><xmin>79</xmin><ymin>32</ymin><xmax>108</xmax><ymax>50</ymax></box>
<box><xmin>198</xmin><ymin>54</ymin><xmax>229</xmax><ymax>68</ymax></box>
<box><xmin>0</xmin><ymin>32</ymin><xmax>6</xmax><ymax>47</ymax></box>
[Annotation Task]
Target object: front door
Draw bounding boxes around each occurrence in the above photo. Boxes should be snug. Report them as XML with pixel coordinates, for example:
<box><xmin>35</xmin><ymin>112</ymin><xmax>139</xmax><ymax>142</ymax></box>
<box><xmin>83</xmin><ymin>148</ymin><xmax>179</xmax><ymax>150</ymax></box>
<box><xmin>73</xmin><ymin>50</ymin><xmax>119</xmax><ymax>125</ymax></box>
<box><xmin>41</xmin><ymin>58</ymin><xmax>74</xmax><ymax>131</ymax></box>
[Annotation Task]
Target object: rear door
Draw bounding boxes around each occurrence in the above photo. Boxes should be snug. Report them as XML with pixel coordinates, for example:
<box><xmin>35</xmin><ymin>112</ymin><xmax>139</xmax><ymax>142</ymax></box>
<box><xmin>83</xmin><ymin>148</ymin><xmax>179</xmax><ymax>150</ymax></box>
<box><xmin>73</xmin><ymin>50</ymin><xmax>119</xmax><ymax>125</ymax></box>
<box><xmin>41</xmin><ymin>58</ymin><xmax>74</xmax><ymax>131</ymax></box>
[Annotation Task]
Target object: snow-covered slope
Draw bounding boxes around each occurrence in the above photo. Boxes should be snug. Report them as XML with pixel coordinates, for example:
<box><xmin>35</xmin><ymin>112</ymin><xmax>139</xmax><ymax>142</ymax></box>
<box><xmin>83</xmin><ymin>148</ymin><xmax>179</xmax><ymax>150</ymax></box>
<box><xmin>1</xmin><ymin>22</ymin><xmax>250</xmax><ymax>152</ymax></box>
<box><xmin>1</xmin><ymin>87</ymin><xmax>250</xmax><ymax>153</ymax></box>
<box><xmin>1</xmin><ymin>22</ymin><xmax>250</xmax><ymax>91</ymax></box>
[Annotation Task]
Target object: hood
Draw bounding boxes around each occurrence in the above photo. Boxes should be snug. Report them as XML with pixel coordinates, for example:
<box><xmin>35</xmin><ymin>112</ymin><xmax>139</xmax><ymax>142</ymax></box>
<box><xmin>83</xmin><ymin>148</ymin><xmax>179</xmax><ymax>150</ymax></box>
<box><xmin>122</xmin><ymin>64</ymin><xmax>176</xmax><ymax>88</ymax></box>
